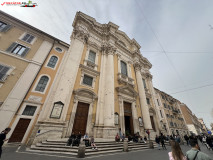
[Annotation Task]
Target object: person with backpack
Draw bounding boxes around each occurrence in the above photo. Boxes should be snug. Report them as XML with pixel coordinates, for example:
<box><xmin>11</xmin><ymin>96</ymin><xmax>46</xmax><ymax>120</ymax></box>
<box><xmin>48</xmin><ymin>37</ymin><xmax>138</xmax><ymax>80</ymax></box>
<box><xmin>186</xmin><ymin>139</ymin><xmax>212</xmax><ymax>160</ymax></box>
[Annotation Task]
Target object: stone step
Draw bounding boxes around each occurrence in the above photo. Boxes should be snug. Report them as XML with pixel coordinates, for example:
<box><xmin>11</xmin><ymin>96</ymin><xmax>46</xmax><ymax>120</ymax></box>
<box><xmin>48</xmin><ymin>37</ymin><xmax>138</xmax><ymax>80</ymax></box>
<box><xmin>36</xmin><ymin>143</ymin><xmax>152</xmax><ymax>151</ymax></box>
<box><xmin>42</xmin><ymin>141</ymin><xmax>153</xmax><ymax>148</ymax></box>
<box><xmin>29</xmin><ymin>140</ymin><xmax>163</xmax><ymax>157</ymax></box>
<box><xmin>30</xmin><ymin>144</ymin><xmax>152</xmax><ymax>156</ymax></box>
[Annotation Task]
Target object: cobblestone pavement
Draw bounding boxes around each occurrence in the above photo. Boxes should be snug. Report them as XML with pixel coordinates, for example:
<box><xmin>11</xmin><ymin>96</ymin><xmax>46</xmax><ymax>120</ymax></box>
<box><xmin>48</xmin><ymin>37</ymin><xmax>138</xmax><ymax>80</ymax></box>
<box><xmin>1</xmin><ymin>143</ymin><xmax>213</xmax><ymax>160</ymax></box>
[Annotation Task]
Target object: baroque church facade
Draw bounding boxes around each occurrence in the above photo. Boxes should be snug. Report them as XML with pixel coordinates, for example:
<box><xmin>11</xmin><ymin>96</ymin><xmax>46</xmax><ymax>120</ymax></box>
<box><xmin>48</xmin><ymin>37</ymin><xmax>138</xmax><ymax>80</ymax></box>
<box><xmin>1</xmin><ymin>11</ymin><xmax>167</xmax><ymax>145</ymax></box>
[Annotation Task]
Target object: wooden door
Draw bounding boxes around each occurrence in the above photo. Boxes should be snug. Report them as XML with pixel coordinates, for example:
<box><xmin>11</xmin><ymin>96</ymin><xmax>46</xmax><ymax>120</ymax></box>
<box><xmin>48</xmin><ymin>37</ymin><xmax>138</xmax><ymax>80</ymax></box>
<box><xmin>8</xmin><ymin>118</ymin><xmax>31</xmax><ymax>143</ymax></box>
<box><xmin>124</xmin><ymin>102</ymin><xmax>134</xmax><ymax>135</ymax></box>
<box><xmin>150</xmin><ymin>116</ymin><xmax>156</xmax><ymax>131</ymax></box>
<box><xmin>72</xmin><ymin>102</ymin><xmax>89</xmax><ymax>135</ymax></box>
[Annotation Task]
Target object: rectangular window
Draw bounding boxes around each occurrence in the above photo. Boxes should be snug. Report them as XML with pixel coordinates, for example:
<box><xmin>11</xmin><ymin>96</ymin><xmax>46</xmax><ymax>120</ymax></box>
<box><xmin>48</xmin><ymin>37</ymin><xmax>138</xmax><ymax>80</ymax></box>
<box><xmin>83</xmin><ymin>75</ymin><xmax>93</xmax><ymax>86</ymax></box>
<box><xmin>6</xmin><ymin>43</ymin><xmax>30</xmax><ymax>57</ymax></box>
<box><xmin>88</xmin><ymin>50</ymin><xmax>96</xmax><ymax>63</ymax></box>
<box><xmin>160</xmin><ymin>110</ymin><xmax>163</xmax><ymax>118</ymax></box>
<box><xmin>168</xmin><ymin>105</ymin><xmax>171</xmax><ymax>110</ymax></box>
<box><xmin>142</xmin><ymin>79</ymin><xmax>147</xmax><ymax>89</ymax></box>
<box><xmin>22</xmin><ymin>33</ymin><xmax>35</xmax><ymax>43</ymax></box>
<box><xmin>0</xmin><ymin>64</ymin><xmax>10</xmax><ymax>81</ymax></box>
<box><xmin>157</xmin><ymin>99</ymin><xmax>160</xmax><ymax>106</ymax></box>
<box><xmin>0</xmin><ymin>21</ymin><xmax>7</xmax><ymax>31</ymax></box>
<box><xmin>0</xmin><ymin>21</ymin><xmax>11</xmax><ymax>32</ymax></box>
<box><xmin>146</xmin><ymin>98</ymin><xmax>150</xmax><ymax>105</ymax></box>
<box><xmin>163</xmin><ymin>103</ymin><xmax>167</xmax><ymax>108</ymax></box>
<box><xmin>121</xmin><ymin>61</ymin><xmax>128</xmax><ymax>76</ymax></box>
<box><xmin>166</xmin><ymin>114</ymin><xmax>169</xmax><ymax>118</ymax></box>
<box><xmin>170</xmin><ymin>122</ymin><xmax>174</xmax><ymax>127</ymax></box>
<box><xmin>22</xmin><ymin>105</ymin><xmax>37</xmax><ymax>116</ymax></box>
<box><xmin>162</xmin><ymin>95</ymin><xmax>165</xmax><ymax>99</ymax></box>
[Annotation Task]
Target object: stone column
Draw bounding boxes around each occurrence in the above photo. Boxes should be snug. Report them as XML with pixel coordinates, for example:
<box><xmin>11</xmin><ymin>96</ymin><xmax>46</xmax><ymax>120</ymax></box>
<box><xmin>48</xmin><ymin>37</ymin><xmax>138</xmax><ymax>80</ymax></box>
<box><xmin>131</xmin><ymin>101</ymin><xmax>140</xmax><ymax>133</ymax></box>
<box><xmin>134</xmin><ymin>63</ymin><xmax>152</xmax><ymax>130</ymax></box>
<box><xmin>86</xmin><ymin>101</ymin><xmax>94</xmax><ymax>136</ymax></box>
<box><xmin>103</xmin><ymin>44</ymin><xmax>116</xmax><ymax>127</ymax></box>
<box><xmin>95</xmin><ymin>51</ymin><xmax>106</xmax><ymax>126</ymax></box>
<box><xmin>66</xmin><ymin>96</ymin><xmax>78</xmax><ymax>136</ymax></box>
<box><xmin>119</xmin><ymin>96</ymin><xmax>125</xmax><ymax>134</ymax></box>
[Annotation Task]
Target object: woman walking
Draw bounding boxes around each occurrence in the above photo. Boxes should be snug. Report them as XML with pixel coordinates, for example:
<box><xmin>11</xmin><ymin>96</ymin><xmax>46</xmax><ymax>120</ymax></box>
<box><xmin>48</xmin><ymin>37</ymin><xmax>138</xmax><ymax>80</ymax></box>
<box><xmin>168</xmin><ymin>141</ymin><xmax>186</xmax><ymax>160</ymax></box>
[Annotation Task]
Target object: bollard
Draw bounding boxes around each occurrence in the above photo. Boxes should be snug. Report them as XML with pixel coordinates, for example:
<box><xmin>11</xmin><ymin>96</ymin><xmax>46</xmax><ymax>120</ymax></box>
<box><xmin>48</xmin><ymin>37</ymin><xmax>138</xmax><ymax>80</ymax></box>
<box><xmin>77</xmin><ymin>141</ymin><xmax>86</xmax><ymax>158</ymax></box>
<box><xmin>149</xmin><ymin>141</ymin><xmax>154</xmax><ymax>149</ymax></box>
<box><xmin>123</xmin><ymin>139</ymin><xmax>128</xmax><ymax>152</ymax></box>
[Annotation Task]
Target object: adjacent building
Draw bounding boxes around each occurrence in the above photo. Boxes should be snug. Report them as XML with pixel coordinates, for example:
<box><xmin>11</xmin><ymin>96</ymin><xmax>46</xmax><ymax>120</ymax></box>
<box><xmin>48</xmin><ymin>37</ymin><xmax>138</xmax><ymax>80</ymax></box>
<box><xmin>180</xmin><ymin>103</ymin><xmax>202</xmax><ymax>135</ymax></box>
<box><xmin>0</xmin><ymin>11</ymin><xmax>69</xmax><ymax>143</ymax></box>
<box><xmin>198</xmin><ymin>118</ymin><xmax>208</xmax><ymax>134</ymax></box>
<box><xmin>154</xmin><ymin>89</ymin><xmax>188</xmax><ymax>137</ymax></box>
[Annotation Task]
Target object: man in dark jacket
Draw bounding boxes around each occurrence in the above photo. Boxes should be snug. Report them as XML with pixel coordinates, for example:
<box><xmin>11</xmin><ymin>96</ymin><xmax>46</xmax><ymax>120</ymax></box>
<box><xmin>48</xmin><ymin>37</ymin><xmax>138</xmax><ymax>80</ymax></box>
<box><xmin>160</xmin><ymin>133</ymin><xmax>167</xmax><ymax>150</ymax></box>
<box><xmin>155</xmin><ymin>135</ymin><xmax>160</xmax><ymax>150</ymax></box>
<box><xmin>0</xmin><ymin>128</ymin><xmax>11</xmax><ymax>158</ymax></box>
<box><xmin>184</xmin><ymin>134</ymin><xmax>189</xmax><ymax>146</ymax></box>
<box><xmin>66</xmin><ymin>132</ymin><xmax>76</xmax><ymax>147</ymax></box>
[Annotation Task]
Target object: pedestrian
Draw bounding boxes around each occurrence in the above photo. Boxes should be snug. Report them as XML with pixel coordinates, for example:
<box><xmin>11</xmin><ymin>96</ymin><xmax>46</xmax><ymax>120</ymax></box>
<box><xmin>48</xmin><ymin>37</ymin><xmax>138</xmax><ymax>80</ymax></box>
<box><xmin>90</xmin><ymin>136</ymin><xmax>98</xmax><ymax>150</ymax></box>
<box><xmin>83</xmin><ymin>133</ymin><xmax>90</xmax><ymax>147</ymax></box>
<box><xmin>76</xmin><ymin>132</ymin><xmax>81</xmax><ymax>146</ymax></box>
<box><xmin>115</xmin><ymin>133</ymin><xmax>120</xmax><ymax>142</ymax></box>
<box><xmin>186</xmin><ymin>139</ymin><xmax>212</xmax><ymax>160</ymax></box>
<box><xmin>168</xmin><ymin>141</ymin><xmax>186</xmax><ymax>160</ymax></box>
<box><xmin>155</xmin><ymin>135</ymin><xmax>161</xmax><ymax>150</ymax></box>
<box><xmin>66</xmin><ymin>132</ymin><xmax>76</xmax><ymax>147</ymax></box>
<box><xmin>0</xmin><ymin>128</ymin><xmax>11</xmax><ymax>159</ymax></box>
<box><xmin>184</xmin><ymin>135</ymin><xmax>190</xmax><ymax>146</ymax></box>
<box><xmin>160</xmin><ymin>133</ymin><xmax>167</xmax><ymax>150</ymax></box>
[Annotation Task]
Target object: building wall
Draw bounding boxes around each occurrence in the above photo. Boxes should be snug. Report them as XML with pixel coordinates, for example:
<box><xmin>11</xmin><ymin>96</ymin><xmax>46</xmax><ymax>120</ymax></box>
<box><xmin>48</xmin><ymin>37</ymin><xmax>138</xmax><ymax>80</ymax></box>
<box><xmin>155</xmin><ymin>89</ymin><xmax>189</xmax><ymax>136</ymax></box>
<box><xmin>7</xmin><ymin>44</ymin><xmax>68</xmax><ymax>144</ymax></box>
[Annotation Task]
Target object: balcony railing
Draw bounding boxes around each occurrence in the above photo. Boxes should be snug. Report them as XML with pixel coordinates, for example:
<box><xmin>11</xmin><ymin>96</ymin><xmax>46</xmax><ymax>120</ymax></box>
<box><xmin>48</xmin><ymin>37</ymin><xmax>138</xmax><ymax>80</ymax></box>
<box><xmin>117</xmin><ymin>73</ymin><xmax>135</xmax><ymax>87</ymax></box>
<box><xmin>172</xmin><ymin>109</ymin><xmax>179</xmax><ymax>114</ymax></box>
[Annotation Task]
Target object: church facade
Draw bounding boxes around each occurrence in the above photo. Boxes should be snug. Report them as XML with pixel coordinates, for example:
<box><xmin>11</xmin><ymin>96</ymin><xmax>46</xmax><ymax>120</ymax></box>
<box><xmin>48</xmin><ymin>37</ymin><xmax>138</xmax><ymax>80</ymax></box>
<box><xmin>2</xmin><ymin>11</ymin><xmax>171</xmax><ymax>145</ymax></box>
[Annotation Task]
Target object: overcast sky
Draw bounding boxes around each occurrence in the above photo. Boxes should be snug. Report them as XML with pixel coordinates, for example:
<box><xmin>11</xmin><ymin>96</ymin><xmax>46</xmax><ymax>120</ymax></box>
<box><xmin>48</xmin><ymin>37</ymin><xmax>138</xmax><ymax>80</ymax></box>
<box><xmin>1</xmin><ymin>0</ymin><xmax>213</xmax><ymax>129</ymax></box>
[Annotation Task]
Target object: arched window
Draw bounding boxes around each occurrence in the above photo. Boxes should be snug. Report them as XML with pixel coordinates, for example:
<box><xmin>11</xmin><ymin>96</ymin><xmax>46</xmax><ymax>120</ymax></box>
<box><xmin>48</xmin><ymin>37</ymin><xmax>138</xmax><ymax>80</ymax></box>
<box><xmin>120</xmin><ymin>61</ymin><xmax>127</xmax><ymax>76</ymax></box>
<box><xmin>138</xmin><ymin>117</ymin><xmax>143</xmax><ymax>126</ymax></box>
<box><xmin>47</xmin><ymin>56</ymin><xmax>58</xmax><ymax>68</ymax></box>
<box><xmin>35</xmin><ymin>76</ymin><xmax>49</xmax><ymax>92</ymax></box>
<box><xmin>114</xmin><ymin>113</ymin><xmax>119</xmax><ymax>125</ymax></box>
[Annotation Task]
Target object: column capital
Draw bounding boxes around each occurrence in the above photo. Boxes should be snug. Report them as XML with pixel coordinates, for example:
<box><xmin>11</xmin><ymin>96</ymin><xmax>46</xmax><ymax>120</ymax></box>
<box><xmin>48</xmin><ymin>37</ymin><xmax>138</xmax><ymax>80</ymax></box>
<box><xmin>71</xmin><ymin>27</ymin><xmax>89</xmax><ymax>43</ymax></box>
<box><xmin>142</xmin><ymin>72</ymin><xmax>153</xmax><ymax>80</ymax></box>
<box><xmin>133</xmin><ymin>62</ymin><xmax>142</xmax><ymax>72</ymax></box>
<box><xmin>101</xmin><ymin>43</ymin><xmax>117</xmax><ymax>55</ymax></box>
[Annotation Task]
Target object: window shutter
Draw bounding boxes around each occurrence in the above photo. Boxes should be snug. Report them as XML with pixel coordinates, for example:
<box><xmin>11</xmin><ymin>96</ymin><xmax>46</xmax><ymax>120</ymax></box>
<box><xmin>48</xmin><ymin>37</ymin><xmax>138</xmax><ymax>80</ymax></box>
<box><xmin>27</xmin><ymin>35</ymin><xmax>35</xmax><ymax>43</ymax></box>
<box><xmin>0</xmin><ymin>66</ymin><xmax>10</xmax><ymax>80</ymax></box>
<box><xmin>1</xmin><ymin>24</ymin><xmax>11</xmax><ymax>32</ymax></box>
<box><xmin>21</xmin><ymin>47</ymin><xmax>30</xmax><ymax>57</ymax></box>
<box><xmin>6</xmin><ymin>42</ymin><xmax>17</xmax><ymax>53</ymax></box>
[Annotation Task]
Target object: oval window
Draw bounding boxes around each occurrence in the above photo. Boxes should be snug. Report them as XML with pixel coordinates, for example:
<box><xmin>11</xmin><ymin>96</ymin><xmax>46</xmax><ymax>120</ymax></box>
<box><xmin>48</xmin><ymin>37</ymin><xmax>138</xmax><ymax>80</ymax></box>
<box><xmin>55</xmin><ymin>47</ymin><xmax>62</xmax><ymax>52</ymax></box>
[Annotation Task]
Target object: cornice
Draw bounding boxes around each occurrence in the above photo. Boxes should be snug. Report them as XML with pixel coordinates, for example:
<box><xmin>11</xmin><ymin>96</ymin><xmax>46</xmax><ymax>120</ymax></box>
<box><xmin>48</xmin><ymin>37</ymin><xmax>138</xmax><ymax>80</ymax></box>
<box><xmin>79</xmin><ymin>64</ymin><xmax>100</xmax><ymax>76</ymax></box>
